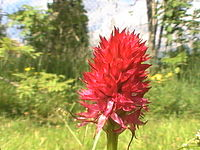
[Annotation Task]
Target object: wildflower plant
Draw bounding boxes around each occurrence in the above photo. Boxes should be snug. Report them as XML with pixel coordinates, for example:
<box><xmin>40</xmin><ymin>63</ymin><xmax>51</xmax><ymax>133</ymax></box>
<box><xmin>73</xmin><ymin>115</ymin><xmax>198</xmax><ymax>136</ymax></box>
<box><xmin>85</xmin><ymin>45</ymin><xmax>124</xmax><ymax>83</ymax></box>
<box><xmin>178</xmin><ymin>130</ymin><xmax>200</xmax><ymax>149</ymax></box>
<box><xmin>77</xmin><ymin>28</ymin><xmax>151</xmax><ymax>150</ymax></box>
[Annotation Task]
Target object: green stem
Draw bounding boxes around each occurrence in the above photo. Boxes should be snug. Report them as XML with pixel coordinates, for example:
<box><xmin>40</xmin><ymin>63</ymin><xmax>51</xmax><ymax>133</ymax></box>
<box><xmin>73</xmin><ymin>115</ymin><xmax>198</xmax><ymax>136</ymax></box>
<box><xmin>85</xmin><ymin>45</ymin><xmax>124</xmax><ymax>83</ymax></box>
<box><xmin>106</xmin><ymin>131</ymin><xmax>119</xmax><ymax>150</ymax></box>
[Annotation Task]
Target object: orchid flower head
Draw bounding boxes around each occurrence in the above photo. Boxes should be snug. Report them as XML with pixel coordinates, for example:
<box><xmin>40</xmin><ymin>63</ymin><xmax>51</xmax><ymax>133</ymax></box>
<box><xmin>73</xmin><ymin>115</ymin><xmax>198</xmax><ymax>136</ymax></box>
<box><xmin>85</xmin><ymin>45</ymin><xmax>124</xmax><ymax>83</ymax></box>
<box><xmin>77</xmin><ymin>27</ymin><xmax>151</xmax><ymax>134</ymax></box>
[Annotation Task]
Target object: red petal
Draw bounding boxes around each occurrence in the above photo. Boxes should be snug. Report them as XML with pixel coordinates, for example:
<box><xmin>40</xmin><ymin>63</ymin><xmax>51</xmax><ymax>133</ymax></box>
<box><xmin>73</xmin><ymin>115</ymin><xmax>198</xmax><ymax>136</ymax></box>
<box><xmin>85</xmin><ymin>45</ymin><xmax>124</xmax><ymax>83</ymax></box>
<box><xmin>110</xmin><ymin>113</ymin><xmax>126</xmax><ymax>128</ymax></box>
<box><xmin>104</xmin><ymin>101</ymin><xmax>114</xmax><ymax>116</ymax></box>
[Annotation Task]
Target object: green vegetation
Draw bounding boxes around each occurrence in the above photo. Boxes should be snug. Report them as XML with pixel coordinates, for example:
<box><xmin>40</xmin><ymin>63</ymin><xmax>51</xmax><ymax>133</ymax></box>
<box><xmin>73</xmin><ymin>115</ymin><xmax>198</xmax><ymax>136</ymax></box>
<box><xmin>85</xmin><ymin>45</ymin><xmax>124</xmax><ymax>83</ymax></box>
<box><xmin>0</xmin><ymin>117</ymin><xmax>199</xmax><ymax>150</ymax></box>
<box><xmin>0</xmin><ymin>0</ymin><xmax>200</xmax><ymax>149</ymax></box>
<box><xmin>8</xmin><ymin>2</ymin><xmax>89</xmax><ymax>78</ymax></box>
<box><xmin>148</xmin><ymin>79</ymin><xmax>200</xmax><ymax>117</ymax></box>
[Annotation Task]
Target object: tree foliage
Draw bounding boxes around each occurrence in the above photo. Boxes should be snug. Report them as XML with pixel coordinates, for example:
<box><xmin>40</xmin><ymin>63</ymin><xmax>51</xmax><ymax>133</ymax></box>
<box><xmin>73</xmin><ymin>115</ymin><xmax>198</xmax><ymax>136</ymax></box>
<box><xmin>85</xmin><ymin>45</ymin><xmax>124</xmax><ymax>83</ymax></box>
<box><xmin>146</xmin><ymin>0</ymin><xmax>200</xmax><ymax>61</ymax></box>
<box><xmin>9</xmin><ymin>0</ymin><xmax>89</xmax><ymax>78</ymax></box>
<box><xmin>0</xmin><ymin>9</ymin><xmax>6</xmax><ymax>37</ymax></box>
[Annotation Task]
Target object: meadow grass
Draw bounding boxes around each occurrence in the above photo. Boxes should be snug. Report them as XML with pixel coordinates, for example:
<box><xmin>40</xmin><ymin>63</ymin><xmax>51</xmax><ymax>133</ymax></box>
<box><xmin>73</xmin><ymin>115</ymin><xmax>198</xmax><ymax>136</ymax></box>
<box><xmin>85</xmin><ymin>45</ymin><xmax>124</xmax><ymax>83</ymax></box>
<box><xmin>0</xmin><ymin>116</ymin><xmax>199</xmax><ymax>150</ymax></box>
<box><xmin>147</xmin><ymin>78</ymin><xmax>200</xmax><ymax>117</ymax></box>
<box><xmin>0</xmin><ymin>52</ymin><xmax>200</xmax><ymax>150</ymax></box>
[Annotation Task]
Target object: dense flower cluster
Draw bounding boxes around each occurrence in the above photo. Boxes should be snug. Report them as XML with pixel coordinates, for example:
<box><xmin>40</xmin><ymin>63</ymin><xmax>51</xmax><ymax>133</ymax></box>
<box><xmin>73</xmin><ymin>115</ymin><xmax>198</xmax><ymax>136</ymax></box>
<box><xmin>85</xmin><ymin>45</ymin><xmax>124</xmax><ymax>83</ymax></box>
<box><xmin>77</xmin><ymin>28</ymin><xmax>151</xmax><ymax>133</ymax></box>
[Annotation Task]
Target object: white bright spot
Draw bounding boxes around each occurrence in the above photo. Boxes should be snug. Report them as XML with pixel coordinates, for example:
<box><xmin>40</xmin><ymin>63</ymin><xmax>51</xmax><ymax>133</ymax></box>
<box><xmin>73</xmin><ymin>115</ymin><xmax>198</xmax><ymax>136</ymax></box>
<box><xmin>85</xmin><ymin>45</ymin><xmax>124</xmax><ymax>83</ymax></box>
<box><xmin>84</xmin><ymin>0</ymin><xmax>148</xmax><ymax>45</ymax></box>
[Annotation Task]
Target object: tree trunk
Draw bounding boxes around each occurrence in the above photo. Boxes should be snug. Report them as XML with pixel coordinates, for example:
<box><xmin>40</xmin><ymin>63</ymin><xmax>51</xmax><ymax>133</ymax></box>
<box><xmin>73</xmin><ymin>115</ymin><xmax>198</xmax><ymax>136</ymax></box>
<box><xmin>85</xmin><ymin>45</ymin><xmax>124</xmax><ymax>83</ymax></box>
<box><xmin>146</xmin><ymin>0</ymin><xmax>158</xmax><ymax>64</ymax></box>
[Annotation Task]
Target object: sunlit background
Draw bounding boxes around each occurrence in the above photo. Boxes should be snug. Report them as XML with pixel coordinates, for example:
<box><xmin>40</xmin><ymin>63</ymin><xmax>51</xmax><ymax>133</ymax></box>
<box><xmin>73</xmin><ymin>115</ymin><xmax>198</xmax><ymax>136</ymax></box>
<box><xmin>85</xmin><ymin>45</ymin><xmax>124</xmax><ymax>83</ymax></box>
<box><xmin>1</xmin><ymin>0</ymin><xmax>200</xmax><ymax>46</ymax></box>
<box><xmin>0</xmin><ymin>0</ymin><xmax>200</xmax><ymax>150</ymax></box>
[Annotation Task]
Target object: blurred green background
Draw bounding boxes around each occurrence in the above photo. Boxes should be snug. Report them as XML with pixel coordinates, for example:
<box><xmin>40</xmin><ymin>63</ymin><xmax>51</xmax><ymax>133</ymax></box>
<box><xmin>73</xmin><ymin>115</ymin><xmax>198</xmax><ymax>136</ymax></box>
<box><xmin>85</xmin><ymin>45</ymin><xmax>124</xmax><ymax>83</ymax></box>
<box><xmin>0</xmin><ymin>0</ymin><xmax>199</xmax><ymax>149</ymax></box>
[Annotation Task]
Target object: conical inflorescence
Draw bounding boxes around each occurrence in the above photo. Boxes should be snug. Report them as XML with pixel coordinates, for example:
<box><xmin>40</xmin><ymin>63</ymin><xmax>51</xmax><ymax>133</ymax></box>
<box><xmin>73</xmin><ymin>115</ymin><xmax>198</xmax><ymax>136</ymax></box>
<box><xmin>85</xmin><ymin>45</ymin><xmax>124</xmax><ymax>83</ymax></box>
<box><xmin>77</xmin><ymin>27</ymin><xmax>151</xmax><ymax>134</ymax></box>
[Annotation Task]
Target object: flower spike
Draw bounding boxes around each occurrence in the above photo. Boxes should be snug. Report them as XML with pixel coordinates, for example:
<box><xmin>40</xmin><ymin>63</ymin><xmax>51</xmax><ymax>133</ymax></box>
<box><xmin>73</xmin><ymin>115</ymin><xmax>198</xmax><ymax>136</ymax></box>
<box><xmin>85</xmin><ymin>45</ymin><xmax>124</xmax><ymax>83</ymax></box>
<box><xmin>77</xmin><ymin>27</ymin><xmax>151</xmax><ymax>134</ymax></box>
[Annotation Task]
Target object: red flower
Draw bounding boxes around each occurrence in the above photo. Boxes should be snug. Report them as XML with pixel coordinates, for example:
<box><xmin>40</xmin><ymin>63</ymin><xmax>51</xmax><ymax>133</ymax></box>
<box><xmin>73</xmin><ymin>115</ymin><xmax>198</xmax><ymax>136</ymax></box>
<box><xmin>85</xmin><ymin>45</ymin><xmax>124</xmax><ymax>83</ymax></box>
<box><xmin>77</xmin><ymin>27</ymin><xmax>151</xmax><ymax>133</ymax></box>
